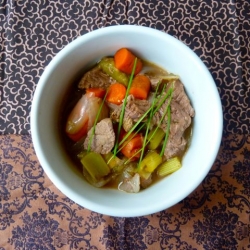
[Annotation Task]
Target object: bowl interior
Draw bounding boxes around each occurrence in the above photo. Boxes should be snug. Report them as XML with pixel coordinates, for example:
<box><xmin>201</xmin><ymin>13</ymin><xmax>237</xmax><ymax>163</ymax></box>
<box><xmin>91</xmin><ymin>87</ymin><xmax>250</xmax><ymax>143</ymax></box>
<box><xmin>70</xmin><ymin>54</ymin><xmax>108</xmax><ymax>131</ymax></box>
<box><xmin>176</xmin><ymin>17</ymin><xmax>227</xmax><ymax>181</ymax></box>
<box><xmin>31</xmin><ymin>25</ymin><xmax>223</xmax><ymax>217</ymax></box>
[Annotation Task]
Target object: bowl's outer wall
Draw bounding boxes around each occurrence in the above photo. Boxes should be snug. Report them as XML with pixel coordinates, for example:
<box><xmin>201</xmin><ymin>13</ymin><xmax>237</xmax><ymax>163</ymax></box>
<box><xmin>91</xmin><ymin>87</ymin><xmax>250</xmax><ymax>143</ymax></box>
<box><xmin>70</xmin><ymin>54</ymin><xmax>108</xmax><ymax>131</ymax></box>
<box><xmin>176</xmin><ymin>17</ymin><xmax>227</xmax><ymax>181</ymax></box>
<box><xmin>31</xmin><ymin>25</ymin><xmax>223</xmax><ymax>217</ymax></box>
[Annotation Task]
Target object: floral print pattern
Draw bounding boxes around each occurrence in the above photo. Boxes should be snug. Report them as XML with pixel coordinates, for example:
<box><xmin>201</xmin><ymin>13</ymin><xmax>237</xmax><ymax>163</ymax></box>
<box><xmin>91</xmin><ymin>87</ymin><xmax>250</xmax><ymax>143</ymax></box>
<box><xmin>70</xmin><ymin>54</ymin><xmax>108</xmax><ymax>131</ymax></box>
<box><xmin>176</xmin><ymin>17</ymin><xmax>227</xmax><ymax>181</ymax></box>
<box><xmin>191</xmin><ymin>203</ymin><xmax>239</xmax><ymax>249</ymax></box>
<box><xmin>9</xmin><ymin>210</ymin><xmax>59</xmax><ymax>250</ymax></box>
<box><xmin>0</xmin><ymin>135</ymin><xmax>248</xmax><ymax>249</ymax></box>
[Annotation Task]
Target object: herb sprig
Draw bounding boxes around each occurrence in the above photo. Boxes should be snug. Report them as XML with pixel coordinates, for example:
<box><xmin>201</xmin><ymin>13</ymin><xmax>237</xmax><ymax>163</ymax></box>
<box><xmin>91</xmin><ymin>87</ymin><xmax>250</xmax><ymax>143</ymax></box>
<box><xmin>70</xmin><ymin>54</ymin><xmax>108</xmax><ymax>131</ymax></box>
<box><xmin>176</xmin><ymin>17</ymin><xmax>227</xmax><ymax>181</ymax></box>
<box><xmin>124</xmin><ymin>82</ymin><xmax>174</xmax><ymax>165</ymax></box>
<box><xmin>112</xmin><ymin>58</ymin><xmax>138</xmax><ymax>158</ymax></box>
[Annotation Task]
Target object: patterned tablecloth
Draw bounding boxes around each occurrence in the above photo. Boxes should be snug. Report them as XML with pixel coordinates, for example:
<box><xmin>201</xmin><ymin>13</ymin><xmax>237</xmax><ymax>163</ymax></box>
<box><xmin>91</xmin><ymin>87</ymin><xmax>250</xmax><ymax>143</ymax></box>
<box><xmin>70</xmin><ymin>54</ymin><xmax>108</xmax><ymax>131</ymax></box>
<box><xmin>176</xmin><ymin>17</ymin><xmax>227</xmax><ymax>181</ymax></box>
<box><xmin>0</xmin><ymin>1</ymin><xmax>249</xmax><ymax>249</ymax></box>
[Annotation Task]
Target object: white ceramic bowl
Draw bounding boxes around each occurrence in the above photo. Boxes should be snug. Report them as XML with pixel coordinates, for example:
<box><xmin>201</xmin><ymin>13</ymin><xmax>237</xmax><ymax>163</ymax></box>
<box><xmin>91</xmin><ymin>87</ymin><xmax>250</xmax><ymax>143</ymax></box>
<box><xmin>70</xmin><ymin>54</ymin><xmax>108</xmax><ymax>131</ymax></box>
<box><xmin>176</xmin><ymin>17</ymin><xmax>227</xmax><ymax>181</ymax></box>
<box><xmin>31</xmin><ymin>25</ymin><xmax>223</xmax><ymax>217</ymax></box>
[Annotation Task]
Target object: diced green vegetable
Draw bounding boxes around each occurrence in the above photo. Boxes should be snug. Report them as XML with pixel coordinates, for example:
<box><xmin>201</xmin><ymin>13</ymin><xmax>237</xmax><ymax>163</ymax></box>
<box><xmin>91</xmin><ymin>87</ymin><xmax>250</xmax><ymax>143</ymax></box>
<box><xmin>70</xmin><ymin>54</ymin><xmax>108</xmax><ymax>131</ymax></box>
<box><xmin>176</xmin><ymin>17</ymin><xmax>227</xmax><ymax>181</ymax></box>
<box><xmin>80</xmin><ymin>152</ymin><xmax>110</xmax><ymax>181</ymax></box>
<box><xmin>157</xmin><ymin>157</ymin><xmax>181</xmax><ymax>177</ymax></box>
<box><xmin>147</xmin><ymin>127</ymin><xmax>165</xmax><ymax>150</ymax></box>
<box><xmin>98</xmin><ymin>57</ymin><xmax>129</xmax><ymax>86</ymax></box>
<box><xmin>103</xmin><ymin>152</ymin><xmax>122</xmax><ymax>169</ymax></box>
<box><xmin>137</xmin><ymin>169</ymin><xmax>151</xmax><ymax>180</ymax></box>
<box><xmin>138</xmin><ymin>151</ymin><xmax>162</xmax><ymax>173</ymax></box>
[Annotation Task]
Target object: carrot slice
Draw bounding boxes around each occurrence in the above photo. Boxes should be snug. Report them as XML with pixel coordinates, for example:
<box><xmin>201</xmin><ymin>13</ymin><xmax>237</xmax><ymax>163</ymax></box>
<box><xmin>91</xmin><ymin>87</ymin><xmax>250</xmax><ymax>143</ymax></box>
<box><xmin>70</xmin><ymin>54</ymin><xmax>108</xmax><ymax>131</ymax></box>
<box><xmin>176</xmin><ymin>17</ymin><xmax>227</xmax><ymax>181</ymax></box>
<box><xmin>86</xmin><ymin>88</ymin><xmax>106</xmax><ymax>98</ymax></box>
<box><xmin>129</xmin><ymin>75</ymin><xmax>151</xmax><ymax>100</ymax></box>
<box><xmin>120</xmin><ymin>132</ymin><xmax>144</xmax><ymax>161</ymax></box>
<box><xmin>114</xmin><ymin>48</ymin><xmax>143</xmax><ymax>75</ymax></box>
<box><xmin>106</xmin><ymin>83</ymin><xmax>127</xmax><ymax>105</ymax></box>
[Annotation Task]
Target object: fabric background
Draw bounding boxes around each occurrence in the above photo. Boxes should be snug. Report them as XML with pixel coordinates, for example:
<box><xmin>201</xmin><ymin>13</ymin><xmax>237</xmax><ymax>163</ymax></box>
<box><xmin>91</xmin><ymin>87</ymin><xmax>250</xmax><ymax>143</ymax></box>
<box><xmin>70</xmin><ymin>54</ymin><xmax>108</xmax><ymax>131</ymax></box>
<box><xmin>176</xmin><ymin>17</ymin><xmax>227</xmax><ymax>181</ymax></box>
<box><xmin>0</xmin><ymin>0</ymin><xmax>249</xmax><ymax>249</ymax></box>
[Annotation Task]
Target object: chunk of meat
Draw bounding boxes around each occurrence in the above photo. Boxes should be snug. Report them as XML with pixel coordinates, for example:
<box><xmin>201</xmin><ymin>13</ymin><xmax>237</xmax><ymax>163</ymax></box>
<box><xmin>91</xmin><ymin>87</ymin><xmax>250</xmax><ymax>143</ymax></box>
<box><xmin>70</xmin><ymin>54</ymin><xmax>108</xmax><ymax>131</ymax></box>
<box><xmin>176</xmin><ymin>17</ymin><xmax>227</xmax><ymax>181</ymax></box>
<box><xmin>84</xmin><ymin>118</ymin><xmax>115</xmax><ymax>154</ymax></box>
<box><xmin>143</xmin><ymin>68</ymin><xmax>179</xmax><ymax>90</ymax></box>
<box><xmin>118</xmin><ymin>173</ymin><xmax>140</xmax><ymax>193</ymax></box>
<box><xmin>153</xmin><ymin>80</ymin><xmax>195</xmax><ymax>159</ymax></box>
<box><xmin>78</xmin><ymin>66</ymin><xmax>113</xmax><ymax>89</ymax></box>
<box><xmin>171</xmin><ymin>80</ymin><xmax>195</xmax><ymax>117</ymax></box>
<box><xmin>109</xmin><ymin>95</ymin><xmax>151</xmax><ymax>132</ymax></box>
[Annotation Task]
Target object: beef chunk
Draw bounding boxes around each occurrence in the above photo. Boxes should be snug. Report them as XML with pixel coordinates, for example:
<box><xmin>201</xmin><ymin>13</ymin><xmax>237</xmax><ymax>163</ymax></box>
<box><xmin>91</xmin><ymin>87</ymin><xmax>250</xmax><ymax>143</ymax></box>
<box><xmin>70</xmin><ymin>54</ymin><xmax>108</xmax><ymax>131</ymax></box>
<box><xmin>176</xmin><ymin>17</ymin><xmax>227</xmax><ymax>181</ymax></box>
<box><xmin>144</xmin><ymin>71</ymin><xmax>180</xmax><ymax>91</ymax></box>
<box><xmin>110</xmin><ymin>95</ymin><xmax>151</xmax><ymax>132</ymax></box>
<box><xmin>153</xmin><ymin>80</ymin><xmax>195</xmax><ymax>159</ymax></box>
<box><xmin>172</xmin><ymin>80</ymin><xmax>195</xmax><ymax>117</ymax></box>
<box><xmin>78</xmin><ymin>66</ymin><xmax>113</xmax><ymax>89</ymax></box>
<box><xmin>84</xmin><ymin>118</ymin><xmax>115</xmax><ymax>154</ymax></box>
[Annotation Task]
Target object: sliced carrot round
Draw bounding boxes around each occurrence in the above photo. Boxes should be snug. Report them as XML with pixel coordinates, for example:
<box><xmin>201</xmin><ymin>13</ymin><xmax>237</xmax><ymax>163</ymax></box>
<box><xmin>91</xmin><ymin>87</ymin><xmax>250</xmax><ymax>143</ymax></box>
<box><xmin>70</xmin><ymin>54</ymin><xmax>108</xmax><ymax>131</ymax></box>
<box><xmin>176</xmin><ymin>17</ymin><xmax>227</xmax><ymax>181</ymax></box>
<box><xmin>106</xmin><ymin>83</ymin><xmax>127</xmax><ymax>105</ymax></box>
<box><xmin>114</xmin><ymin>48</ymin><xmax>143</xmax><ymax>75</ymax></box>
<box><xmin>86</xmin><ymin>88</ymin><xmax>106</xmax><ymax>98</ymax></box>
<box><xmin>120</xmin><ymin>133</ymin><xmax>144</xmax><ymax>161</ymax></box>
<box><xmin>129</xmin><ymin>75</ymin><xmax>151</xmax><ymax>100</ymax></box>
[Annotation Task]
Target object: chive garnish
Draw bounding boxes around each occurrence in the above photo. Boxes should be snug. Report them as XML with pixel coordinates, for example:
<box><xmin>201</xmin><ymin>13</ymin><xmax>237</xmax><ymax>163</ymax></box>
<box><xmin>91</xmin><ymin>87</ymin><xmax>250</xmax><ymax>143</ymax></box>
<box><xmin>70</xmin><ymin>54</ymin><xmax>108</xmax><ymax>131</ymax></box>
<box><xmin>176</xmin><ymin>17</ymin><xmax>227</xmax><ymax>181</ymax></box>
<box><xmin>117</xmin><ymin>123</ymin><xmax>146</xmax><ymax>153</ymax></box>
<box><xmin>160</xmin><ymin>84</ymin><xmax>174</xmax><ymax>157</ymax></box>
<box><xmin>117</xmin><ymin>81</ymin><xmax>168</xmax><ymax>148</ymax></box>
<box><xmin>121</xmin><ymin>83</ymin><xmax>170</xmax><ymax>147</ymax></box>
<box><xmin>125</xmin><ymin>82</ymin><xmax>175</xmax><ymax>165</ymax></box>
<box><xmin>137</xmin><ymin>81</ymin><xmax>161</xmax><ymax>166</ymax></box>
<box><xmin>160</xmin><ymin>105</ymin><xmax>171</xmax><ymax>157</ymax></box>
<box><xmin>87</xmin><ymin>91</ymin><xmax>108</xmax><ymax>152</ymax></box>
<box><xmin>112</xmin><ymin>58</ymin><xmax>138</xmax><ymax>158</ymax></box>
<box><xmin>118</xmin><ymin>105</ymin><xmax>154</xmax><ymax>147</ymax></box>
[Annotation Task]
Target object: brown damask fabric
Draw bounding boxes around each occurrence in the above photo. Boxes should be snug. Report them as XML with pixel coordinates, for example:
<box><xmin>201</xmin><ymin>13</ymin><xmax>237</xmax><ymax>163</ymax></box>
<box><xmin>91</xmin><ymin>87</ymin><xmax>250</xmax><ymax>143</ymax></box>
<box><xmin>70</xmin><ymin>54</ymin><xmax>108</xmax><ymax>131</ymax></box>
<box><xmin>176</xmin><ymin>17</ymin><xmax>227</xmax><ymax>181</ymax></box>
<box><xmin>0</xmin><ymin>134</ymin><xmax>249</xmax><ymax>249</ymax></box>
<box><xmin>0</xmin><ymin>0</ymin><xmax>249</xmax><ymax>249</ymax></box>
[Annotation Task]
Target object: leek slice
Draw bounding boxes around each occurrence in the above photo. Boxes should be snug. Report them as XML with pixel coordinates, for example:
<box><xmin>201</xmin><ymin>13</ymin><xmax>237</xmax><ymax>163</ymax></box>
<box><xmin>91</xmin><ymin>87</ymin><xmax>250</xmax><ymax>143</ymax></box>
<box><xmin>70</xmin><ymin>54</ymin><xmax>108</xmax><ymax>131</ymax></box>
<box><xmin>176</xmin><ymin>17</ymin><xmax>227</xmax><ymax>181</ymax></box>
<box><xmin>80</xmin><ymin>152</ymin><xmax>110</xmax><ymax>181</ymax></box>
<box><xmin>137</xmin><ymin>169</ymin><xmax>151</xmax><ymax>180</ymax></box>
<box><xmin>98</xmin><ymin>57</ymin><xmax>129</xmax><ymax>86</ymax></box>
<box><xmin>157</xmin><ymin>157</ymin><xmax>181</xmax><ymax>177</ymax></box>
<box><xmin>103</xmin><ymin>152</ymin><xmax>122</xmax><ymax>169</ymax></box>
<box><xmin>139</xmin><ymin>151</ymin><xmax>162</xmax><ymax>174</ymax></box>
<box><xmin>147</xmin><ymin>127</ymin><xmax>165</xmax><ymax>150</ymax></box>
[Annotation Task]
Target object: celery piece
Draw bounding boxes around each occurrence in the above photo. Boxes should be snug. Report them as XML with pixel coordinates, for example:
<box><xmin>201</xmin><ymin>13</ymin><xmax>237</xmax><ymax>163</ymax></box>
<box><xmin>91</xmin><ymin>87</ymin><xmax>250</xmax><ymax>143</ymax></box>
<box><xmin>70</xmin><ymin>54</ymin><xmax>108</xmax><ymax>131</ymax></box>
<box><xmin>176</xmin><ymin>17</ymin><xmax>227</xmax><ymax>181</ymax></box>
<box><xmin>98</xmin><ymin>57</ymin><xmax>129</xmax><ymax>86</ymax></box>
<box><xmin>139</xmin><ymin>151</ymin><xmax>162</xmax><ymax>173</ymax></box>
<box><xmin>157</xmin><ymin>157</ymin><xmax>181</xmax><ymax>177</ymax></box>
<box><xmin>147</xmin><ymin>127</ymin><xmax>165</xmax><ymax>150</ymax></box>
<box><xmin>138</xmin><ymin>169</ymin><xmax>151</xmax><ymax>180</ymax></box>
<box><xmin>80</xmin><ymin>152</ymin><xmax>110</xmax><ymax>181</ymax></box>
<box><xmin>103</xmin><ymin>152</ymin><xmax>122</xmax><ymax>169</ymax></box>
